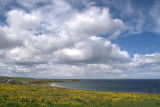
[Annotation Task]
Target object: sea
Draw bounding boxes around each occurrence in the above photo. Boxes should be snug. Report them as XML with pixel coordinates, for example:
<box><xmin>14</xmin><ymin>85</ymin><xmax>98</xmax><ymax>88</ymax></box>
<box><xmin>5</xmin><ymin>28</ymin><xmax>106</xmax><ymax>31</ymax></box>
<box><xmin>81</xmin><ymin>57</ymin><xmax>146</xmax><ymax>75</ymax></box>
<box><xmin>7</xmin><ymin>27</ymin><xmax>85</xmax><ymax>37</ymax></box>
<box><xmin>54</xmin><ymin>79</ymin><xmax>160</xmax><ymax>94</ymax></box>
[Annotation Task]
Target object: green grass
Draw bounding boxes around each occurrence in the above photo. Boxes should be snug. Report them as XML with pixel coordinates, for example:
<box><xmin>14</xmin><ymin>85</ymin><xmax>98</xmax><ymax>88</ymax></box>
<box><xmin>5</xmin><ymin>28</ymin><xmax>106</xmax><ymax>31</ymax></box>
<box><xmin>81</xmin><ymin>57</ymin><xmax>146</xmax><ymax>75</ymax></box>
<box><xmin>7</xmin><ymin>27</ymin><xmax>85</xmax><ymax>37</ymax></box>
<box><xmin>0</xmin><ymin>84</ymin><xmax>160</xmax><ymax>107</ymax></box>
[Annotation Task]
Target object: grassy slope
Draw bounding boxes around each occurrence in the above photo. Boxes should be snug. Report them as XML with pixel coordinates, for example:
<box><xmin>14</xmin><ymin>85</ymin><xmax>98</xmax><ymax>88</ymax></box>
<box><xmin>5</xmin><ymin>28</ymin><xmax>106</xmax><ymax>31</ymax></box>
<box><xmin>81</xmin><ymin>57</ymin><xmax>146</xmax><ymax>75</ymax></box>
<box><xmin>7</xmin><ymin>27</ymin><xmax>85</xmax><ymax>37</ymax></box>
<box><xmin>0</xmin><ymin>77</ymin><xmax>160</xmax><ymax>107</ymax></box>
<box><xmin>0</xmin><ymin>76</ymin><xmax>36</xmax><ymax>84</ymax></box>
<box><xmin>0</xmin><ymin>84</ymin><xmax>160</xmax><ymax>107</ymax></box>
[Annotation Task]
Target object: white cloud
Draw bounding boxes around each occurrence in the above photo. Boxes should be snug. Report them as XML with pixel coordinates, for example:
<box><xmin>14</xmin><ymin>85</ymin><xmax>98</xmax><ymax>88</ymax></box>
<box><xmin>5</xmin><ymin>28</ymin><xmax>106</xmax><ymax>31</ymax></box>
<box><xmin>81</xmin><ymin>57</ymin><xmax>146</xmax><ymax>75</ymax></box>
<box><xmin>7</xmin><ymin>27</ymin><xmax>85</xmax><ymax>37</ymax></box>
<box><xmin>6</xmin><ymin>10</ymin><xmax>41</xmax><ymax>30</ymax></box>
<box><xmin>37</xmin><ymin>0</ymin><xmax>74</xmax><ymax>34</ymax></box>
<box><xmin>0</xmin><ymin>0</ymin><xmax>159</xmax><ymax>79</ymax></box>
<box><xmin>54</xmin><ymin>36</ymin><xmax>130</xmax><ymax>64</ymax></box>
<box><xmin>130</xmin><ymin>53</ymin><xmax>160</xmax><ymax>72</ymax></box>
<box><xmin>0</xmin><ymin>9</ymin><xmax>42</xmax><ymax>49</ymax></box>
<box><xmin>0</xmin><ymin>26</ymin><xmax>24</xmax><ymax>49</ymax></box>
<box><xmin>66</xmin><ymin>7</ymin><xmax>126</xmax><ymax>40</ymax></box>
<box><xmin>149</xmin><ymin>1</ymin><xmax>160</xmax><ymax>33</ymax></box>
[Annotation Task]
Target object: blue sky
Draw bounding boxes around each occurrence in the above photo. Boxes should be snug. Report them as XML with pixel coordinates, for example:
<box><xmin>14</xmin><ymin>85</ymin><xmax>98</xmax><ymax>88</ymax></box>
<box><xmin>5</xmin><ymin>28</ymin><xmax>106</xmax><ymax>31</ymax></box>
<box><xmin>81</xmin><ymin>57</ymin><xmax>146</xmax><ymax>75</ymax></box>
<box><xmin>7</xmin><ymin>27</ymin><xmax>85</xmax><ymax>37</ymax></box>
<box><xmin>0</xmin><ymin>0</ymin><xmax>160</xmax><ymax>79</ymax></box>
<box><xmin>113</xmin><ymin>32</ymin><xmax>160</xmax><ymax>57</ymax></box>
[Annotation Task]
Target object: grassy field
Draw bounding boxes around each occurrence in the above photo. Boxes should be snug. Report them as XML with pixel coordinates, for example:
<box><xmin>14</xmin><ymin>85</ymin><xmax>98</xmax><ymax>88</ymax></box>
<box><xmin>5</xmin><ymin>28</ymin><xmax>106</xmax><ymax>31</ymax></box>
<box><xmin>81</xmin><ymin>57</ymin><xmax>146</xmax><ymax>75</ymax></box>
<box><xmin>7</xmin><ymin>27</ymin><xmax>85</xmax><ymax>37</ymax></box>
<box><xmin>0</xmin><ymin>84</ymin><xmax>160</xmax><ymax>107</ymax></box>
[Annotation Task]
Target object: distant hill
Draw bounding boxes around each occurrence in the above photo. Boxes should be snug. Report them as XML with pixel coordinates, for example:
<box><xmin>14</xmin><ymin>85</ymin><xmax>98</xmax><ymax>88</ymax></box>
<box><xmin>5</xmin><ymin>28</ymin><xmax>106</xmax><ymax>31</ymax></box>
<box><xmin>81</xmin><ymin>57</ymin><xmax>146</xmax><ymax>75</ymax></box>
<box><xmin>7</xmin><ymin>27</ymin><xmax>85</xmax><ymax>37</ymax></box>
<box><xmin>0</xmin><ymin>76</ymin><xmax>79</xmax><ymax>85</ymax></box>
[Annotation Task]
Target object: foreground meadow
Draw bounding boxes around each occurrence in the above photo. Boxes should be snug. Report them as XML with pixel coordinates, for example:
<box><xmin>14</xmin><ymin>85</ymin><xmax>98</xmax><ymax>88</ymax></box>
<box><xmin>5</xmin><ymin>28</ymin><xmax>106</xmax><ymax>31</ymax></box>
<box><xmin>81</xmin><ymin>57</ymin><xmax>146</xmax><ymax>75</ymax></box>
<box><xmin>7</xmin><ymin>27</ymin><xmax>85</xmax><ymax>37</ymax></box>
<box><xmin>0</xmin><ymin>84</ymin><xmax>160</xmax><ymax>107</ymax></box>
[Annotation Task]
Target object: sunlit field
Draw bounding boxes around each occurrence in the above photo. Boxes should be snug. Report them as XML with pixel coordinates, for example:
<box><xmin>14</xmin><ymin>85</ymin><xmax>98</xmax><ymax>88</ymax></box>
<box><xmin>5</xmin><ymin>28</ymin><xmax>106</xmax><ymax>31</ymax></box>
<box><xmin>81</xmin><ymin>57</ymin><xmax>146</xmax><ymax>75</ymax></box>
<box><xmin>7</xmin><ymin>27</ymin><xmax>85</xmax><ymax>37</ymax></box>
<box><xmin>0</xmin><ymin>84</ymin><xmax>160</xmax><ymax>107</ymax></box>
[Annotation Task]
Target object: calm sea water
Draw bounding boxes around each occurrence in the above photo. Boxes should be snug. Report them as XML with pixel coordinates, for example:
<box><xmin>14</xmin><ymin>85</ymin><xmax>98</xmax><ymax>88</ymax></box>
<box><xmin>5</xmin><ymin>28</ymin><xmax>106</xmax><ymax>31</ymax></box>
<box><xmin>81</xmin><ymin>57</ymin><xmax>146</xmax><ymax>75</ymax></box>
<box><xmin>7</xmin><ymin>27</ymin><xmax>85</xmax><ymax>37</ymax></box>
<box><xmin>55</xmin><ymin>79</ymin><xmax>160</xmax><ymax>93</ymax></box>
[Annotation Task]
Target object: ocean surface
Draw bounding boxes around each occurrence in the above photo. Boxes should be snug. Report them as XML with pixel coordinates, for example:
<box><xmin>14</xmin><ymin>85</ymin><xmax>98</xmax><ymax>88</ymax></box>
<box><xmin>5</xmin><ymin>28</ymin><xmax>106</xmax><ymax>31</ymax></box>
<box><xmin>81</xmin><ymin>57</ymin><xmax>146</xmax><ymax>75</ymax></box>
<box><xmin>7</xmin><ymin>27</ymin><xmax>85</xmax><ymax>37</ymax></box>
<box><xmin>54</xmin><ymin>79</ymin><xmax>160</xmax><ymax>94</ymax></box>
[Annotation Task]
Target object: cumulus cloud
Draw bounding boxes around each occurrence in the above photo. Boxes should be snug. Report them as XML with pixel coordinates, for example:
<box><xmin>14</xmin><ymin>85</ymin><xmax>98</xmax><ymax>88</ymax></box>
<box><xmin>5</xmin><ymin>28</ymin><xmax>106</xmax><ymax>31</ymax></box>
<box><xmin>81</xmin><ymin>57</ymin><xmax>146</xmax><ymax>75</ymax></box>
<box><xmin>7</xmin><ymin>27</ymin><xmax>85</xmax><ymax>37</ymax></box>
<box><xmin>130</xmin><ymin>53</ymin><xmax>160</xmax><ymax>72</ymax></box>
<box><xmin>54</xmin><ymin>36</ymin><xmax>129</xmax><ymax>64</ymax></box>
<box><xmin>101</xmin><ymin>0</ymin><xmax>160</xmax><ymax>35</ymax></box>
<box><xmin>0</xmin><ymin>0</ymin><xmax>159</xmax><ymax>79</ymax></box>
<box><xmin>0</xmin><ymin>9</ymin><xmax>41</xmax><ymax>49</ymax></box>
<box><xmin>6</xmin><ymin>10</ymin><xmax>41</xmax><ymax>30</ymax></box>
<box><xmin>37</xmin><ymin>0</ymin><xmax>74</xmax><ymax>34</ymax></box>
<box><xmin>66</xmin><ymin>7</ymin><xmax>126</xmax><ymax>40</ymax></box>
<box><xmin>0</xmin><ymin>27</ymin><xmax>22</xmax><ymax>49</ymax></box>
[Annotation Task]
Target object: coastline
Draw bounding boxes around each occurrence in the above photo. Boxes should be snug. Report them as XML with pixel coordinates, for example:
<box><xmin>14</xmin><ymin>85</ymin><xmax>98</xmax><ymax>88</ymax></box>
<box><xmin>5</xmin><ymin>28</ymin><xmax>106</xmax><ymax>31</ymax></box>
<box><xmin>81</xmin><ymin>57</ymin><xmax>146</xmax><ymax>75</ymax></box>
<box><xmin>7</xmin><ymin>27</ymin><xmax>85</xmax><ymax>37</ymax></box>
<box><xmin>50</xmin><ymin>84</ymin><xmax>160</xmax><ymax>95</ymax></box>
<box><xmin>49</xmin><ymin>79</ymin><xmax>160</xmax><ymax>94</ymax></box>
<box><xmin>50</xmin><ymin>83</ymin><xmax>62</xmax><ymax>88</ymax></box>
<box><xmin>50</xmin><ymin>82</ymin><xmax>160</xmax><ymax>94</ymax></box>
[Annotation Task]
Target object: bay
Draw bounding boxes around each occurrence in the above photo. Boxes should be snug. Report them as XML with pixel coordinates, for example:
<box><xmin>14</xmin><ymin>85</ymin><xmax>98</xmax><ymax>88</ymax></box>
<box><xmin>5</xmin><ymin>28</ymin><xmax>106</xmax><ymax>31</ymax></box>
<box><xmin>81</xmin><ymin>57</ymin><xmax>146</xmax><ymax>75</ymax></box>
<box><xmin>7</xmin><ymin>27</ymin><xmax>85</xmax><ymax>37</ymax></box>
<box><xmin>55</xmin><ymin>79</ymin><xmax>160</xmax><ymax>93</ymax></box>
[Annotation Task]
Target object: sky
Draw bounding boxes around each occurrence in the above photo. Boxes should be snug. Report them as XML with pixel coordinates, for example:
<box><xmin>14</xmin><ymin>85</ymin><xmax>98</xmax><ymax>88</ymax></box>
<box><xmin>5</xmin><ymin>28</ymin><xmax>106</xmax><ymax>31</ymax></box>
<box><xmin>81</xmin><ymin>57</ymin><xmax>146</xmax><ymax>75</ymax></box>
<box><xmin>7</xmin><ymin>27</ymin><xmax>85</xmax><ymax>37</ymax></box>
<box><xmin>0</xmin><ymin>0</ymin><xmax>160</xmax><ymax>79</ymax></box>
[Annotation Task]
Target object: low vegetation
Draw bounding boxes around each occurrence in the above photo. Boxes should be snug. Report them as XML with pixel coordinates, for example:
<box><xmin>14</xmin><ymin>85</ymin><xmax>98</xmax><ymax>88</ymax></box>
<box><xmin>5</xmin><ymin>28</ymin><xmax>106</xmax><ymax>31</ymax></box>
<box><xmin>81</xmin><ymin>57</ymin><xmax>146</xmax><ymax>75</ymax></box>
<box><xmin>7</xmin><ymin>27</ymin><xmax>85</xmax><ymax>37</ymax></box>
<box><xmin>0</xmin><ymin>84</ymin><xmax>160</xmax><ymax>107</ymax></box>
<box><xmin>0</xmin><ymin>77</ymin><xmax>160</xmax><ymax>107</ymax></box>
